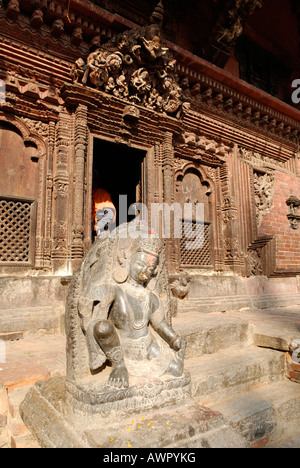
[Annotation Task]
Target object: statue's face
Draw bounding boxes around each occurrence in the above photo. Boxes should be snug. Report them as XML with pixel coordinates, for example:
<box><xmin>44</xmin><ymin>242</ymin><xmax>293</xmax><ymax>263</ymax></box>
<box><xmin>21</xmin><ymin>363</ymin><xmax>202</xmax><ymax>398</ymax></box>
<box><xmin>130</xmin><ymin>252</ymin><xmax>158</xmax><ymax>284</ymax></box>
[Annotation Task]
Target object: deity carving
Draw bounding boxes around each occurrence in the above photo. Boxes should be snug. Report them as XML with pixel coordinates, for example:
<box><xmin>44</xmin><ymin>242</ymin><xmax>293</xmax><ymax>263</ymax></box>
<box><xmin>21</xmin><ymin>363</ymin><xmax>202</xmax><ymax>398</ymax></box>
<box><xmin>286</xmin><ymin>195</ymin><xmax>300</xmax><ymax>230</ymax></box>
<box><xmin>253</xmin><ymin>171</ymin><xmax>275</xmax><ymax>226</ymax></box>
<box><xmin>66</xmin><ymin>222</ymin><xmax>187</xmax><ymax>398</ymax></box>
<box><xmin>70</xmin><ymin>3</ymin><xmax>189</xmax><ymax>119</ymax></box>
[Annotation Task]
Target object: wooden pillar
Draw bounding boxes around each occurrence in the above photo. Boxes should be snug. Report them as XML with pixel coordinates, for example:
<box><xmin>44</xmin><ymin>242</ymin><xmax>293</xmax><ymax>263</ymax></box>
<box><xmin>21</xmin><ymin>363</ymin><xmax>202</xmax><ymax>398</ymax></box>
<box><xmin>51</xmin><ymin>112</ymin><xmax>71</xmax><ymax>273</ymax></box>
<box><xmin>44</xmin><ymin>120</ymin><xmax>55</xmax><ymax>268</ymax></box>
<box><xmin>220</xmin><ymin>147</ymin><xmax>242</xmax><ymax>274</ymax></box>
<box><xmin>71</xmin><ymin>104</ymin><xmax>88</xmax><ymax>270</ymax></box>
<box><xmin>161</xmin><ymin>131</ymin><xmax>176</xmax><ymax>273</ymax></box>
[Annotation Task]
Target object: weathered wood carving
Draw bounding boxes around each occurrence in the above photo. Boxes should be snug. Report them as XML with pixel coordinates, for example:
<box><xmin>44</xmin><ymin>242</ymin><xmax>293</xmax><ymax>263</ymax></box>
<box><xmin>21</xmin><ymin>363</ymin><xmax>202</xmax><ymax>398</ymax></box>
<box><xmin>70</xmin><ymin>3</ymin><xmax>189</xmax><ymax>119</ymax></box>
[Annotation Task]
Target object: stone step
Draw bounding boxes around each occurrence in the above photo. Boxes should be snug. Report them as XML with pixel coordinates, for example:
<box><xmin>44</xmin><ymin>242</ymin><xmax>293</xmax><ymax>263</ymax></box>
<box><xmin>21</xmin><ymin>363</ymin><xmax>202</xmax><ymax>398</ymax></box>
<box><xmin>0</xmin><ymin>307</ymin><xmax>61</xmax><ymax>334</ymax></box>
<box><xmin>177</xmin><ymin>293</ymin><xmax>300</xmax><ymax>314</ymax></box>
<box><xmin>173</xmin><ymin>312</ymin><xmax>252</xmax><ymax>359</ymax></box>
<box><xmin>185</xmin><ymin>346</ymin><xmax>286</xmax><ymax>406</ymax></box>
<box><xmin>0</xmin><ymin>276</ymin><xmax>68</xmax><ymax>334</ymax></box>
<box><xmin>206</xmin><ymin>379</ymin><xmax>300</xmax><ymax>448</ymax></box>
<box><xmin>177</xmin><ymin>296</ymin><xmax>250</xmax><ymax>314</ymax></box>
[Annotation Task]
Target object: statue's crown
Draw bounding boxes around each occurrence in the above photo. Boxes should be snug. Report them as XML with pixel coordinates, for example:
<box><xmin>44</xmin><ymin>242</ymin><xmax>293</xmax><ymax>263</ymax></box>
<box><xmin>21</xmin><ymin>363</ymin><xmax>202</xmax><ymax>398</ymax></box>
<box><xmin>132</xmin><ymin>235</ymin><xmax>162</xmax><ymax>258</ymax></box>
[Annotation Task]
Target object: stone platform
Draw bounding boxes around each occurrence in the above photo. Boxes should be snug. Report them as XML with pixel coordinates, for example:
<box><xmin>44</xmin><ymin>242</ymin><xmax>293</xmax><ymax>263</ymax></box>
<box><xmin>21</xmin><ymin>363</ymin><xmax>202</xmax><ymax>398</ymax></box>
<box><xmin>66</xmin><ymin>369</ymin><xmax>192</xmax><ymax>426</ymax></box>
<box><xmin>19</xmin><ymin>376</ymin><xmax>248</xmax><ymax>448</ymax></box>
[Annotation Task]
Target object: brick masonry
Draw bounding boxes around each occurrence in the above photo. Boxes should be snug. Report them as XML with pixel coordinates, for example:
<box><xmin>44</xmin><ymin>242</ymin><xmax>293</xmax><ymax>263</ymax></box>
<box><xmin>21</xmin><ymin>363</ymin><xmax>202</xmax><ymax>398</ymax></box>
<box><xmin>259</xmin><ymin>167</ymin><xmax>300</xmax><ymax>273</ymax></box>
<box><xmin>286</xmin><ymin>352</ymin><xmax>300</xmax><ymax>384</ymax></box>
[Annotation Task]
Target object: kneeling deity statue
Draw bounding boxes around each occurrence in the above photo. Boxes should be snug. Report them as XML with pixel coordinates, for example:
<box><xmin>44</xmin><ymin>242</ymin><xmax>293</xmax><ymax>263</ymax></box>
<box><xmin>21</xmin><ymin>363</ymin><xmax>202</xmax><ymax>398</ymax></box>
<box><xmin>66</xmin><ymin>222</ymin><xmax>186</xmax><ymax>393</ymax></box>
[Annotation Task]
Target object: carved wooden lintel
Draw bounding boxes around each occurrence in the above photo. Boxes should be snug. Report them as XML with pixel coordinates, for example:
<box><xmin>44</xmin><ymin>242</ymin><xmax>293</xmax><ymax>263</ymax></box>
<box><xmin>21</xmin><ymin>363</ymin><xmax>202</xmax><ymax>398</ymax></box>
<box><xmin>70</xmin><ymin>12</ymin><xmax>190</xmax><ymax>120</ymax></box>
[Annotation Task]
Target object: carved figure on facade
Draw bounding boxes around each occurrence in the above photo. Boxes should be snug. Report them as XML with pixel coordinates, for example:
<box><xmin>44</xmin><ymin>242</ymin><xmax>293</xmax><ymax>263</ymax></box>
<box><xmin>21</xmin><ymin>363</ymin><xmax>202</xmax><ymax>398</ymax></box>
<box><xmin>248</xmin><ymin>248</ymin><xmax>263</xmax><ymax>275</ymax></box>
<box><xmin>213</xmin><ymin>0</ymin><xmax>264</xmax><ymax>51</ymax></box>
<box><xmin>70</xmin><ymin>3</ymin><xmax>189</xmax><ymax>119</ymax></box>
<box><xmin>21</xmin><ymin>118</ymin><xmax>49</xmax><ymax>140</ymax></box>
<box><xmin>286</xmin><ymin>194</ymin><xmax>300</xmax><ymax>230</ymax></box>
<box><xmin>170</xmin><ymin>276</ymin><xmax>190</xmax><ymax>300</ymax></box>
<box><xmin>6</xmin><ymin>0</ymin><xmax>20</xmax><ymax>20</ymax></box>
<box><xmin>253</xmin><ymin>171</ymin><xmax>275</xmax><ymax>226</ymax></box>
<box><xmin>217</xmin><ymin>17</ymin><xmax>243</xmax><ymax>44</ymax></box>
<box><xmin>179</xmin><ymin>131</ymin><xmax>228</xmax><ymax>158</ymax></box>
<box><xmin>66</xmin><ymin>222</ymin><xmax>186</xmax><ymax>392</ymax></box>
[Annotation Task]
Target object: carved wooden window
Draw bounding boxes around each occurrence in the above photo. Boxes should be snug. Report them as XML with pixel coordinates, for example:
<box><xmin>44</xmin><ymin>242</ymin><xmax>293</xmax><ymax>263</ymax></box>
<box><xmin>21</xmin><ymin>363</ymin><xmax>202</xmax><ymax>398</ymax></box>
<box><xmin>175</xmin><ymin>168</ymin><xmax>214</xmax><ymax>269</ymax></box>
<box><xmin>0</xmin><ymin>196</ymin><xmax>37</xmax><ymax>265</ymax></box>
<box><xmin>180</xmin><ymin>220</ymin><xmax>212</xmax><ymax>267</ymax></box>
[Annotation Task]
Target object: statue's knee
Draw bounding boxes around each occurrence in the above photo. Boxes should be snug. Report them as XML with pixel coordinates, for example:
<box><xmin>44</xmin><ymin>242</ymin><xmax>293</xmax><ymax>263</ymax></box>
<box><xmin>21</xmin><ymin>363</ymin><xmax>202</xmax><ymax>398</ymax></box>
<box><xmin>94</xmin><ymin>320</ymin><xmax>114</xmax><ymax>340</ymax></box>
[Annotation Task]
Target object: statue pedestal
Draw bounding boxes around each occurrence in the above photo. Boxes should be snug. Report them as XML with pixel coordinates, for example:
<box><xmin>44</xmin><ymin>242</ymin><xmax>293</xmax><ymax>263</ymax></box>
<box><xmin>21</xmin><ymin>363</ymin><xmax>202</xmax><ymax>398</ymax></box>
<box><xmin>19</xmin><ymin>375</ymin><xmax>248</xmax><ymax>448</ymax></box>
<box><xmin>65</xmin><ymin>367</ymin><xmax>192</xmax><ymax>429</ymax></box>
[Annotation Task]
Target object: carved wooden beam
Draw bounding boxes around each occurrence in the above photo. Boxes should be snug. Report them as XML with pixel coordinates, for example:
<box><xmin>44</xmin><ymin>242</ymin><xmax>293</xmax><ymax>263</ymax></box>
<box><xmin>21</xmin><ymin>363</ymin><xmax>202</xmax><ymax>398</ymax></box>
<box><xmin>2</xmin><ymin>0</ymin><xmax>126</xmax><ymax>52</ymax></box>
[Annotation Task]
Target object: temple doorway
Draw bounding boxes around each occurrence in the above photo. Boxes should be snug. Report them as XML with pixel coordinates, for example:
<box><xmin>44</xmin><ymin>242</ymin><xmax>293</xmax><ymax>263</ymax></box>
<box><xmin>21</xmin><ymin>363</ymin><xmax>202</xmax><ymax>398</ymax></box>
<box><xmin>92</xmin><ymin>138</ymin><xmax>146</xmax><ymax>229</ymax></box>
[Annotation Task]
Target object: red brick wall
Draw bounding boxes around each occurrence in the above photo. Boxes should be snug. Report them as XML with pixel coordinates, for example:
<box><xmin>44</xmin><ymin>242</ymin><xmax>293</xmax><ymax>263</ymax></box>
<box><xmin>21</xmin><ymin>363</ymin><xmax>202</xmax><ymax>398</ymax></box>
<box><xmin>258</xmin><ymin>169</ymin><xmax>300</xmax><ymax>272</ymax></box>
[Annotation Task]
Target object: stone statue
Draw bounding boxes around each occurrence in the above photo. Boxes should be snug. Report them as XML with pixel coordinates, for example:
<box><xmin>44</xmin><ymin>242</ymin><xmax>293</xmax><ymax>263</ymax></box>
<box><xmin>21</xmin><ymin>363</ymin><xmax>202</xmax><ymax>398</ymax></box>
<box><xmin>20</xmin><ymin>222</ymin><xmax>248</xmax><ymax>448</ymax></box>
<box><xmin>65</xmin><ymin>222</ymin><xmax>188</xmax><ymax>416</ymax></box>
<box><xmin>84</xmin><ymin>234</ymin><xmax>186</xmax><ymax>389</ymax></box>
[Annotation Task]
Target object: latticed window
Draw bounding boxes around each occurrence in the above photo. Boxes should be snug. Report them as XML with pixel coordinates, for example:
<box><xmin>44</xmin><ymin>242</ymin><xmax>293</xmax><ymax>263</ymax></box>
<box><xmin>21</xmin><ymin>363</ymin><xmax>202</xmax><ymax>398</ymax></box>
<box><xmin>0</xmin><ymin>196</ymin><xmax>37</xmax><ymax>265</ymax></box>
<box><xmin>180</xmin><ymin>220</ymin><xmax>212</xmax><ymax>267</ymax></box>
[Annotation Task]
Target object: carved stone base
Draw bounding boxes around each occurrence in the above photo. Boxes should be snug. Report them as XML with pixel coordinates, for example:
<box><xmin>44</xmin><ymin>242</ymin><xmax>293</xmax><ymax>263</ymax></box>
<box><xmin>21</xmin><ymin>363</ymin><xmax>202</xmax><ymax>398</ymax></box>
<box><xmin>19</xmin><ymin>376</ymin><xmax>249</xmax><ymax>448</ymax></box>
<box><xmin>66</xmin><ymin>368</ymin><xmax>192</xmax><ymax>428</ymax></box>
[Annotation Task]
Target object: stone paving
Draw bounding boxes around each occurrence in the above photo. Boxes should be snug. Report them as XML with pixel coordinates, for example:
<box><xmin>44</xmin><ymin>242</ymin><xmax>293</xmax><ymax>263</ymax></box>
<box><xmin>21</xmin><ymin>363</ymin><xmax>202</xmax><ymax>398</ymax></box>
<box><xmin>0</xmin><ymin>333</ymin><xmax>66</xmax><ymax>392</ymax></box>
<box><xmin>0</xmin><ymin>333</ymin><xmax>66</xmax><ymax>448</ymax></box>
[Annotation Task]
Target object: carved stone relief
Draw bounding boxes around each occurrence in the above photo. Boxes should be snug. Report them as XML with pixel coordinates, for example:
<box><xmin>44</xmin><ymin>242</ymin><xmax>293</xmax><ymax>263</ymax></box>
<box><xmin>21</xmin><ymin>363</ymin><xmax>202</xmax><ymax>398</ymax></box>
<box><xmin>63</xmin><ymin>224</ymin><xmax>189</xmax><ymax>424</ymax></box>
<box><xmin>21</xmin><ymin>118</ymin><xmax>49</xmax><ymax>140</ymax></box>
<box><xmin>177</xmin><ymin>131</ymin><xmax>229</xmax><ymax>163</ymax></box>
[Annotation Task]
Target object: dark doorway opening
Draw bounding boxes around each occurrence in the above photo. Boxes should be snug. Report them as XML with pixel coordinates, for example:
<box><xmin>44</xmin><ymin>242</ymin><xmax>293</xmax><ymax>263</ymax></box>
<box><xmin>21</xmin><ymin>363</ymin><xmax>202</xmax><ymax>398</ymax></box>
<box><xmin>92</xmin><ymin>139</ymin><xmax>146</xmax><ymax>228</ymax></box>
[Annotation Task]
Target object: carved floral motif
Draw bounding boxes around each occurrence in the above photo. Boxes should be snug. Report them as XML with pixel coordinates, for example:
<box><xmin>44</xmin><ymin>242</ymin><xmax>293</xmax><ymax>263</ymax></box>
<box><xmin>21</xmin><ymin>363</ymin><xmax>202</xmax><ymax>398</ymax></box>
<box><xmin>22</xmin><ymin>117</ymin><xmax>49</xmax><ymax>139</ymax></box>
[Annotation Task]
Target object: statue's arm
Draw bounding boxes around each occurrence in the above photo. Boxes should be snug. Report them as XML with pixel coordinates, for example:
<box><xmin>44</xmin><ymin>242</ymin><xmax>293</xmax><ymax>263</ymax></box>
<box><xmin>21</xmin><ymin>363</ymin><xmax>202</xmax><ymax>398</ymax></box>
<box><xmin>78</xmin><ymin>284</ymin><xmax>115</xmax><ymax>331</ymax></box>
<box><xmin>150</xmin><ymin>294</ymin><xmax>184</xmax><ymax>351</ymax></box>
<box><xmin>92</xmin><ymin>283</ymin><xmax>116</xmax><ymax>319</ymax></box>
